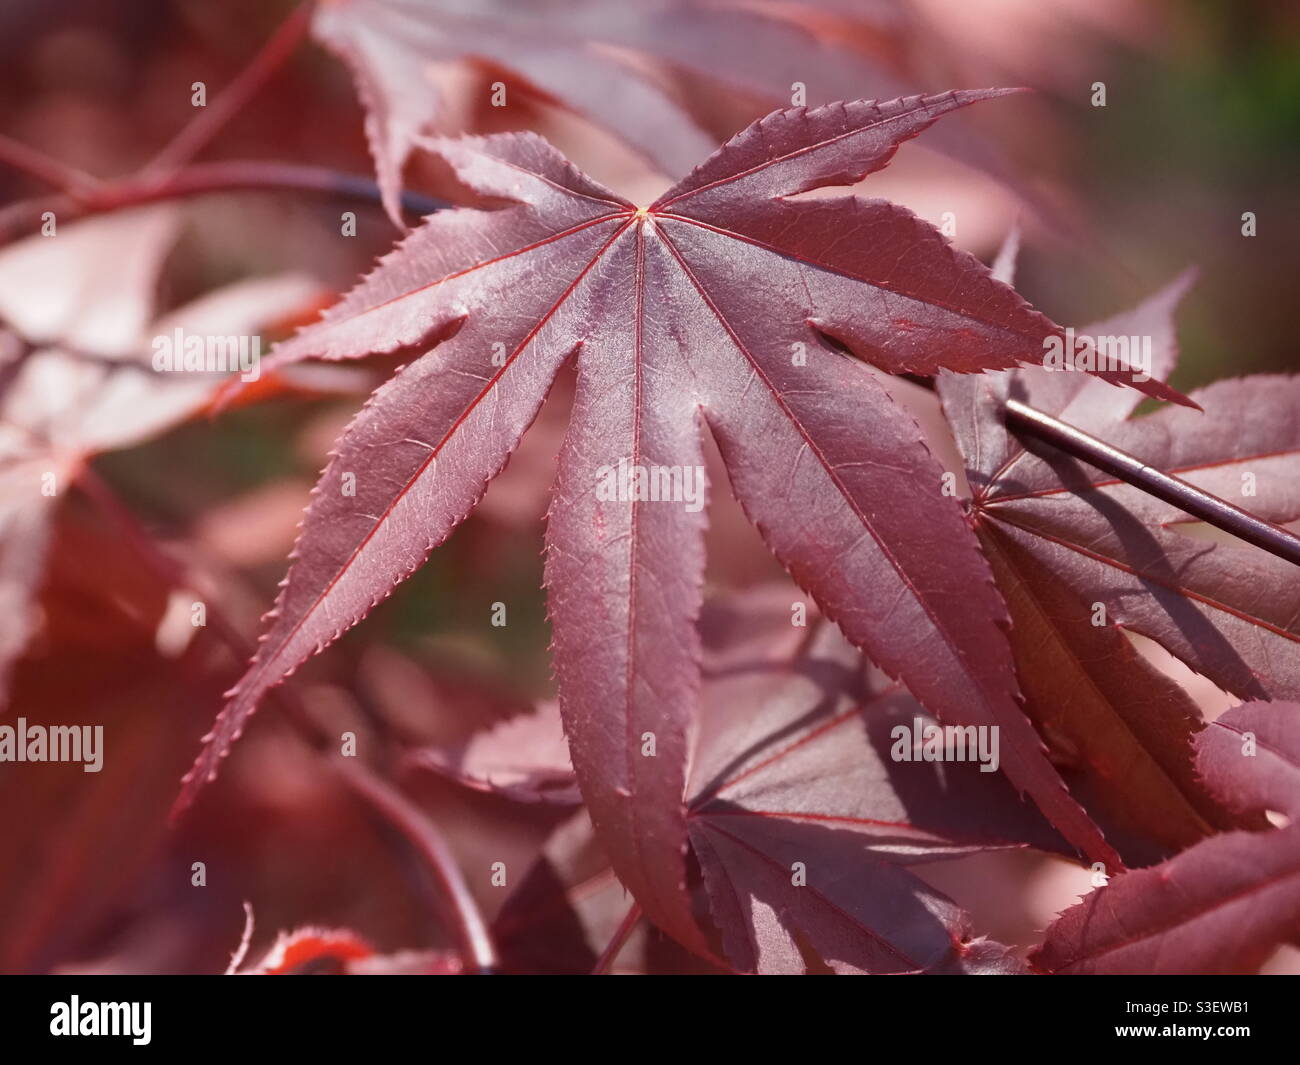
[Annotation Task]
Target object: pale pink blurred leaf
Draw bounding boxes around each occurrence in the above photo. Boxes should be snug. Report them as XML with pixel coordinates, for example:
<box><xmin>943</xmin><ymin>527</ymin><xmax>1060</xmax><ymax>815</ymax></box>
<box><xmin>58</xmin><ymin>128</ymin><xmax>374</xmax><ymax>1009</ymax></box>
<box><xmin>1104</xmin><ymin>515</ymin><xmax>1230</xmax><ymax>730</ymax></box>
<box><xmin>313</xmin><ymin>0</ymin><xmax>920</xmax><ymax>226</ymax></box>
<box><xmin>0</xmin><ymin>209</ymin><xmax>323</xmax><ymax>708</ymax></box>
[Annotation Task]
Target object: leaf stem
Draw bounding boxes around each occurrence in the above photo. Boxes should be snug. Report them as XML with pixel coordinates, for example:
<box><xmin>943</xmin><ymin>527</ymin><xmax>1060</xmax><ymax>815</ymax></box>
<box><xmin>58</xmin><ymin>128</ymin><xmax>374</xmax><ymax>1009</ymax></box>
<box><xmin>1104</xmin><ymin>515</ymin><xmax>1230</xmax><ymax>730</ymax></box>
<box><xmin>330</xmin><ymin>757</ymin><xmax>499</xmax><ymax>974</ymax></box>
<box><xmin>907</xmin><ymin>375</ymin><xmax>1300</xmax><ymax>569</ymax></box>
<box><xmin>591</xmin><ymin>900</ymin><xmax>642</xmax><ymax>975</ymax></box>
<box><xmin>223</xmin><ymin>900</ymin><xmax>257</xmax><ymax>975</ymax></box>
<box><xmin>1003</xmin><ymin>397</ymin><xmax>1300</xmax><ymax>568</ymax></box>
<box><xmin>143</xmin><ymin>4</ymin><xmax>313</xmax><ymax>175</ymax></box>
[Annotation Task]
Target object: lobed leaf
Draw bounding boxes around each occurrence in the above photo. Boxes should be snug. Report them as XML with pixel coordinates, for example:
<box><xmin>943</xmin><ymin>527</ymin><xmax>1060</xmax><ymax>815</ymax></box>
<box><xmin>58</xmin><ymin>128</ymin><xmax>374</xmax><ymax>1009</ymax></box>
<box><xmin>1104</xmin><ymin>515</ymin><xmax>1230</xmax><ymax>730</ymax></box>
<box><xmin>184</xmin><ymin>94</ymin><xmax>1177</xmax><ymax>950</ymax></box>
<box><xmin>444</xmin><ymin>595</ymin><xmax>1056</xmax><ymax>973</ymax></box>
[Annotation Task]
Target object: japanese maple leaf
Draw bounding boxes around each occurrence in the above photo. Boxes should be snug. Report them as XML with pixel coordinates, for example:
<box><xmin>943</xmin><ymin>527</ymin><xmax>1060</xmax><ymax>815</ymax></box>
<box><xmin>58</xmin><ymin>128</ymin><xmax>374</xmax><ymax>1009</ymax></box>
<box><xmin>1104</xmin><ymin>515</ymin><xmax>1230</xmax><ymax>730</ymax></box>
<box><xmin>685</xmin><ymin>613</ymin><xmax>1050</xmax><ymax>974</ymax></box>
<box><xmin>0</xmin><ymin>207</ymin><xmax>320</xmax><ymax>706</ymax></box>
<box><xmin>1032</xmin><ymin>701</ymin><xmax>1300</xmax><ymax>975</ymax></box>
<box><xmin>181</xmin><ymin>92</ymin><xmax>1183</xmax><ymax>951</ymax></box>
<box><xmin>938</xmin><ymin>253</ymin><xmax>1257</xmax><ymax>864</ymax></box>
<box><xmin>470</xmin><ymin>598</ymin><xmax>1048</xmax><ymax>973</ymax></box>
<box><xmin>938</xmin><ymin>257</ymin><xmax>1300</xmax><ymax>709</ymax></box>
<box><xmin>314</xmin><ymin>0</ymin><xmax>916</xmax><ymax>226</ymax></box>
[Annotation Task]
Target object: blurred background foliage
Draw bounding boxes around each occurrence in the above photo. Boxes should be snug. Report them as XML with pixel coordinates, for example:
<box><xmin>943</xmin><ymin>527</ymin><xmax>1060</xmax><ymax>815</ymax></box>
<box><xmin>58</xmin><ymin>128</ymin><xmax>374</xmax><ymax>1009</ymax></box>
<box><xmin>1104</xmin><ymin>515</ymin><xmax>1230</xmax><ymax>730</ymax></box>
<box><xmin>0</xmin><ymin>0</ymin><xmax>1295</xmax><ymax>973</ymax></box>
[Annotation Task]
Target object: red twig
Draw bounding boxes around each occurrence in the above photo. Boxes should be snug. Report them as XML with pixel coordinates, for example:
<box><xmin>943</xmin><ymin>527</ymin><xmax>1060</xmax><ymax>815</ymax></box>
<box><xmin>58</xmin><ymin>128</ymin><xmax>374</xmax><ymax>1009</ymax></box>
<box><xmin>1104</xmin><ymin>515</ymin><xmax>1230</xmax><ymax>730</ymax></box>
<box><xmin>224</xmin><ymin>901</ymin><xmax>257</xmax><ymax>975</ymax></box>
<box><xmin>0</xmin><ymin>160</ymin><xmax>445</xmax><ymax>246</ymax></box>
<box><xmin>0</xmin><ymin>132</ymin><xmax>100</xmax><ymax>197</ymax></box>
<box><xmin>143</xmin><ymin>3</ymin><xmax>313</xmax><ymax>175</ymax></box>
<box><xmin>0</xmin><ymin>4</ymin><xmax>311</xmax><ymax>197</ymax></box>
<box><xmin>591</xmin><ymin>901</ymin><xmax>642</xmax><ymax>975</ymax></box>
<box><xmin>332</xmin><ymin>758</ymin><xmax>498</xmax><ymax>974</ymax></box>
<box><xmin>0</xmin><ymin>3</ymin><xmax>440</xmax><ymax>247</ymax></box>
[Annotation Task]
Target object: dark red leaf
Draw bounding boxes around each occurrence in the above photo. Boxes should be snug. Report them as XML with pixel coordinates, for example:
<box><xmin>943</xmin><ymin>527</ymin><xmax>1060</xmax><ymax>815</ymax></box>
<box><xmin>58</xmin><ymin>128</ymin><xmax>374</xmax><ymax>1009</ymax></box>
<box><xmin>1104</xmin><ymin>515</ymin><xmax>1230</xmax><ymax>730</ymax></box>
<box><xmin>686</xmin><ymin>619</ymin><xmax>1045</xmax><ymax>973</ymax></box>
<box><xmin>184</xmin><ymin>94</ymin><xmax>1181</xmax><ymax>948</ymax></box>
<box><xmin>1032</xmin><ymin>825</ymin><xmax>1300</xmax><ymax>975</ymax></box>
<box><xmin>1033</xmin><ymin>702</ymin><xmax>1300</xmax><ymax>975</ymax></box>
<box><xmin>944</xmin><ymin>285</ymin><xmax>1300</xmax><ymax>702</ymax></box>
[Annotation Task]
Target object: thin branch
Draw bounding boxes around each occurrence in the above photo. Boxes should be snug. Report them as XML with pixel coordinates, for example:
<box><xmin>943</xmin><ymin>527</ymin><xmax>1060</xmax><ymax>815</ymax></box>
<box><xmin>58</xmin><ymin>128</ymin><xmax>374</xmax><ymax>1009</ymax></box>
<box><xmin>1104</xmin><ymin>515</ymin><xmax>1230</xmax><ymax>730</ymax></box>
<box><xmin>144</xmin><ymin>4</ymin><xmax>313</xmax><ymax>175</ymax></box>
<box><xmin>0</xmin><ymin>132</ymin><xmax>101</xmax><ymax>197</ymax></box>
<box><xmin>0</xmin><ymin>4</ymin><xmax>413</xmax><ymax>246</ymax></box>
<box><xmin>332</xmin><ymin>757</ymin><xmax>499</xmax><ymax>974</ymax></box>
<box><xmin>0</xmin><ymin>160</ymin><xmax>446</xmax><ymax>246</ymax></box>
<box><xmin>592</xmin><ymin>901</ymin><xmax>642</xmax><ymax>975</ymax></box>
<box><xmin>1003</xmin><ymin>397</ymin><xmax>1300</xmax><ymax>568</ymax></box>
<box><xmin>129</xmin><ymin>160</ymin><xmax>447</xmax><ymax>214</ymax></box>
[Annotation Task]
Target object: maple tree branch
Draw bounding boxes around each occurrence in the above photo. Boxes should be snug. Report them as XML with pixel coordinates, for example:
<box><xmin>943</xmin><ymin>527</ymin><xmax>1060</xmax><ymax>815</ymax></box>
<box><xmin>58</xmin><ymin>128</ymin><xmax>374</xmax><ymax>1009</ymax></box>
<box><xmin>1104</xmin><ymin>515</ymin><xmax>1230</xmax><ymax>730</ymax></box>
<box><xmin>0</xmin><ymin>132</ymin><xmax>101</xmax><ymax>197</ymax></box>
<box><xmin>1003</xmin><ymin>397</ymin><xmax>1300</xmax><ymax>568</ymax></box>
<box><xmin>143</xmin><ymin>3</ymin><xmax>313</xmax><ymax>175</ymax></box>
<box><xmin>74</xmin><ymin>465</ymin><xmax>497</xmax><ymax>973</ymax></box>
<box><xmin>592</xmin><ymin>901</ymin><xmax>643</xmax><ymax>975</ymax></box>
<box><xmin>0</xmin><ymin>160</ymin><xmax>446</xmax><ymax>245</ymax></box>
<box><xmin>104</xmin><ymin>160</ymin><xmax>445</xmax><ymax>213</ymax></box>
